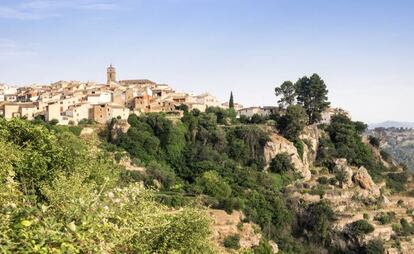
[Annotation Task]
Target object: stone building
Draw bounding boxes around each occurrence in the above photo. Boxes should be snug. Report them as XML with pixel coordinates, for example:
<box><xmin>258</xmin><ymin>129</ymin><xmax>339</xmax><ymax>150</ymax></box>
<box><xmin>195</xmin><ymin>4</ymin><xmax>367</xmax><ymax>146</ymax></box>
<box><xmin>320</xmin><ymin>107</ymin><xmax>352</xmax><ymax>124</ymax></box>
<box><xmin>92</xmin><ymin>103</ymin><xmax>130</xmax><ymax>124</ymax></box>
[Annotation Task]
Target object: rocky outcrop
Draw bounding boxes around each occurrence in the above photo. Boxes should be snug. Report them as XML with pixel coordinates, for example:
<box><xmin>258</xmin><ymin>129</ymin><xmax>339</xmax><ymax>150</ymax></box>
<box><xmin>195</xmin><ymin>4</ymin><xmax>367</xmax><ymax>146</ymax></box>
<box><xmin>80</xmin><ymin>127</ymin><xmax>94</xmax><ymax>136</ymax></box>
<box><xmin>300</xmin><ymin>125</ymin><xmax>320</xmax><ymax>161</ymax></box>
<box><xmin>118</xmin><ymin>155</ymin><xmax>145</xmax><ymax>172</ymax></box>
<box><xmin>352</xmin><ymin>167</ymin><xmax>381</xmax><ymax>197</ymax></box>
<box><xmin>364</xmin><ymin>225</ymin><xmax>393</xmax><ymax>243</ymax></box>
<box><xmin>263</xmin><ymin>126</ymin><xmax>322</xmax><ymax>181</ymax></box>
<box><xmin>264</xmin><ymin>132</ymin><xmax>312</xmax><ymax>180</ymax></box>
<box><xmin>269</xmin><ymin>241</ymin><xmax>279</xmax><ymax>254</ymax></box>
<box><xmin>335</xmin><ymin>159</ymin><xmax>354</xmax><ymax>189</ymax></box>
<box><xmin>208</xmin><ymin>209</ymin><xmax>270</xmax><ymax>252</ymax></box>
<box><xmin>110</xmin><ymin>119</ymin><xmax>130</xmax><ymax>141</ymax></box>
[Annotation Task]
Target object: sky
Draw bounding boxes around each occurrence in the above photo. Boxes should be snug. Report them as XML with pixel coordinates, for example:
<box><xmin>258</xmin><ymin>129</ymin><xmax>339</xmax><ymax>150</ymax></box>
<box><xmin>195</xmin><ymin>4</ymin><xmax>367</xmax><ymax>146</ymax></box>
<box><xmin>0</xmin><ymin>0</ymin><xmax>413</xmax><ymax>123</ymax></box>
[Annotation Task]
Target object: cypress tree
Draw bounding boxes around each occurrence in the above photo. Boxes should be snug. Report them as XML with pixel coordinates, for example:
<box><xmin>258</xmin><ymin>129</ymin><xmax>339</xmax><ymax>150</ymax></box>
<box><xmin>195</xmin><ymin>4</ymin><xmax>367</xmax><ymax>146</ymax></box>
<box><xmin>229</xmin><ymin>91</ymin><xmax>234</xmax><ymax>109</ymax></box>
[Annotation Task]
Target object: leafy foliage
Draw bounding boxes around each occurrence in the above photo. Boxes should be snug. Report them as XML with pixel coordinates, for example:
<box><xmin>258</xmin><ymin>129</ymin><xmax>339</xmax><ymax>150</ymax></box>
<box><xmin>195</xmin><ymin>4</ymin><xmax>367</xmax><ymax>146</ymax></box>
<box><xmin>269</xmin><ymin>152</ymin><xmax>295</xmax><ymax>174</ymax></box>
<box><xmin>223</xmin><ymin>234</ymin><xmax>241</xmax><ymax>250</ymax></box>
<box><xmin>364</xmin><ymin>239</ymin><xmax>384</xmax><ymax>254</ymax></box>
<box><xmin>0</xmin><ymin>118</ymin><xmax>215</xmax><ymax>253</ymax></box>
<box><xmin>326</xmin><ymin>114</ymin><xmax>386</xmax><ymax>181</ymax></box>
<box><xmin>298</xmin><ymin>201</ymin><xmax>336</xmax><ymax>246</ymax></box>
<box><xmin>346</xmin><ymin>220</ymin><xmax>375</xmax><ymax>238</ymax></box>
<box><xmin>275</xmin><ymin>81</ymin><xmax>296</xmax><ymax>108</ymax></box>
<box><xmin>295</xmin><ymin>74</ymin><xmax>330</xmax><ymax>124</ymax></box>
<box><xmin>276</xmin><ymin>105</ymin><xmax>308</xmax><ymax>141</ymax></box>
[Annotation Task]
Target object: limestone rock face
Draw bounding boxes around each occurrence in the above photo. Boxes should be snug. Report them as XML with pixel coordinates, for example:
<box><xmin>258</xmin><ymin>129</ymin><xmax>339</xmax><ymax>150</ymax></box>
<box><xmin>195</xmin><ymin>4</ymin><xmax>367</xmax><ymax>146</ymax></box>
<box><xmin>364</xmin><ymin>226</ymin><xmax>393</xmax><ymax>243</ymax></box>
<box><xmin>352</xmin><ymin>167</ymin><xmax>381</xmax><ymax>198</ymax></box>
<box><xmin>118</xmin><ymin>155</ymin><xmax>145</xmax><ymax>172</ymax></box>
<box><xmin>387</xmin><ymin>248</ymin><xmax>400</xmax><ymax>254</ymax></box>
<box><xmin>353</xmin><ymin>167</ymin><xmax>373</xmax><ymax>190</ymax></box>
<box><xmin>110</xmin><ymin>119</ymin><xmax>130</xmax><ymax>141</ymax></box>
<box><xmin>80</xmin><ymin>127</ymin><xmax>94</xmax><ymax>136</ymax></box>
<box><xmin>268</xmin><ymin>240</ymin><xmax>279</xmax><ymax>253</ymax></box>
<box><xmin>209</xmin><ymin>209</ymin><xmax>261</xmax><ymax>252</ymax></box>
<box><xmin>264</xmin><ymin>132</ymin><xmax>311</xmax><ymax>180</ymax></box>
<box><xmin>300</xmin><ymin>125</ymin><xmax>320</xmax><ymax>161</ymax></box>
<box><xmin>335</xmin><ymin>159</ymin><xmax>354</xmax><ymax>189</ymax></box>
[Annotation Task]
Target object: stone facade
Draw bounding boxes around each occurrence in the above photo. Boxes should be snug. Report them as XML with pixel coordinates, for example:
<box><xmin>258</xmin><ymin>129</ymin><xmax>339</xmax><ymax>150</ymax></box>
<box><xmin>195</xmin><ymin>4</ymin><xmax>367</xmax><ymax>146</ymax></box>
<box><xmin>0</xmin><ymin>64</ymin><xmax>229</xmax><ymax>124</ymax></box>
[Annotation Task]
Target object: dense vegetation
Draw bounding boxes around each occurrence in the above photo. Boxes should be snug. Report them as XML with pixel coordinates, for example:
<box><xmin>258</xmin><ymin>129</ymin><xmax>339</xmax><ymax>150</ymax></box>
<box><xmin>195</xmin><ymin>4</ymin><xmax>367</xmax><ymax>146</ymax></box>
<box><xmin>109</xmin><ymin>110</ymin><xmax>308</xmax><ymax>252</ymax></box>
<box><xmin>0</xmin><ymin>118</ymin><xmax>214</xmax><ymax>253</ymax></box>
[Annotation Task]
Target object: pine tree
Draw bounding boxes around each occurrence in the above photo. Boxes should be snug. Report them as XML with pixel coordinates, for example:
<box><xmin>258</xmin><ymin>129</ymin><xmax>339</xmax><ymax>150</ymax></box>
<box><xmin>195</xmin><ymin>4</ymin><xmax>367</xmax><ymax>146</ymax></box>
<box><xmin>275</xmin><ymin>81</ymin><xmax>296</xmax><ymax>108</ymax></box>
<box><xmin>229</xmin><ymin>91</ymin><xmax>234</xmax><ymax>109</ymax></box>
<box><xmin>295</xmin><ymin>74</ymin><xmax>330</xmax><ymax>124</ymax></box>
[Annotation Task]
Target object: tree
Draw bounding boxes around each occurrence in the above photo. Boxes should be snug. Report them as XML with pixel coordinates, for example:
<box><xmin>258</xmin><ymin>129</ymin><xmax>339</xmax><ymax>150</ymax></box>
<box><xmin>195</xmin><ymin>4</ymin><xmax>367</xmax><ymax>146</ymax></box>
<box><xmin>300</xmin><ymin>201</ymin><xmax>335</xmax><ymax>245</ymax></box>
<box><xmin>364</xmin><ymin>239</ymin><xmax>384</xmax><ymax>254</ymax></box>
<box><xmin>269</xmin><ymin>153</ymin><xmax>295</xmax><ymax>174</ymax></box>
<box><xmin>194</xmin><ymin>171</ymin><xmax>232</xmax><ymax>200</ymax></box>
<box><xmin>295</xmin><ymin>74</ymin><xmax>330</xmax><ymax>124</ymax></box>
<box><xmin>229</xmin><ymin>91</ymin><xmax>234</xmax><ymax>109</ymax></box>
<box><xmin>346</xmin><ymin>220</ymin><xmax>375</xmax><ymax>238</ymax></box>
<box><xmin>369</xmin><ymin>136</ymin><xmax>380</xmax><ymax>148</ymax></box>
<box><xmin>335</xmin><ymin>168</ymin><xmax>348</xmax><ymax>188</ymax></box>
<box><xmin>277</xmin><ymin>105</ymin><xmax>308</xmax><ymax>141</ymax></box>
<box><xmin>275</xmin><ymin>81</ymin><xmax>296</xmax><ymax>108</ymax></box>
<box><xmin>223</xmin><ymin>234</ymin><xmax>241</xmax><ymax>250</ymax></box>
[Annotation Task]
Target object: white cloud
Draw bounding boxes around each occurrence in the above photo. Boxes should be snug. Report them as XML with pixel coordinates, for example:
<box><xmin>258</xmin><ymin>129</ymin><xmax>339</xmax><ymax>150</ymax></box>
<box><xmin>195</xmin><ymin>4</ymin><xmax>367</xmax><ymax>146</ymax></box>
<box><xmin>0</xmin><ymin>6</ymin><xmax>42</xmax><ymax>20</ymax></box>
<box><xmin>79</xmin><ymin>3</ymin><xmax>118</xmax><ymax>10</ymax></box>
<box><xmin>0</xmin><ymin>0</ymin><xmax>119</xmax><ymax>20</ymax></box>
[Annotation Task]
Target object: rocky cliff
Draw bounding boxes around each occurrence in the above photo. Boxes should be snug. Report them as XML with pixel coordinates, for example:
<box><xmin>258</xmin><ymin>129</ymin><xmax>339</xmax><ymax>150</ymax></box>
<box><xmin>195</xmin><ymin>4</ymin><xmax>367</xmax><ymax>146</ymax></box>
<box><xmin>264</xmin><ymin>125</ymin><xmax>320</xmax><ymax>181</ymax></box>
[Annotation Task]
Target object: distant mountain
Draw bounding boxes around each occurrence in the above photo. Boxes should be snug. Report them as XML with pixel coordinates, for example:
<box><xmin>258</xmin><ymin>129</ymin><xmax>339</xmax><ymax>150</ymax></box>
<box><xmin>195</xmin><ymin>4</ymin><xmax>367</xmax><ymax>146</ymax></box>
<box><xmin>369</xmin><ymin>121</ymin><xmax>414</xmax><ymax>129</ymax></box>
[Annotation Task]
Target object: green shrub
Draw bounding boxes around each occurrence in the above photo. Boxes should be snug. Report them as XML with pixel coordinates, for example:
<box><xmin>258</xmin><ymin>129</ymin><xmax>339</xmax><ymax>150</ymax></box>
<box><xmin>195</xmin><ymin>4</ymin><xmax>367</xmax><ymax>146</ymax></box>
<box><xmin>309</xmin><ymin>186</ymin><xmax>326</xmax><ymax>199</ymax></box>
<box><xmin>369</xmin><ymin>136</ymin><xmax>380</xmax><ymax>148</ymax></box>
<box><xmin>347</xmin><ymin>220</ymin><xmax>375</xmax><ymax>238</ymax></box>
<box><xmin>386</xmin><ymin>172</ymin><xmax>408</xmax><ymax>193</ymax></box>
<box><xmin>223</xmin><ymin>234</ymin><xmax>241</xmax><ymax>250</ymax></box>
<box><xmin>317</xmin><ymin>176</ymin><xmax>329</xmax><ymax>185</ymax></box>
<box><xmin>254</xmin><ymin>240</ymin><xmax>273</xmax><ymax>254</ymax></box>
<box><xmin>269</xmin><ymin>152</ymin><xmax>295</xmax><ymax>174</ymax></box>
<box><xmin>374</xmin><ymin>212</ymin><xmax>396</xmax><ymax>225</ymax></box>
<box><xmin>299</xmin><ymin>201</ymin><xmax>335</xmax><ymax>245</ymax></box>
<box><xmin>194</xmin><ymin>171</ymin><xmax>232</xmax><ymax>200</ymax></box>
<box><xmin>400</xmin><ymin>218</ymin><xmax>414</xmax><ymax>236</ymax></box>
<box><xmin>276</xmin><ymin>105</ymin><xmax>308</xmax><ymax>141</ymax></box>
<box><xmin>294</xmin><ymin>139</ymin><xmax>304</xmax><ymax>160</ymax></box>
<box><xmin>363</xmin><ymin>213</ymin><xmax>370</xmax><ymax>220</ymax></box>
<box><xmin>364</xmin><ymin>239</ymin><xmax>384</xmax><ymax>254</ymax></box>
<box><xmin>329</xmin><ymin>177</ymin><xmax>338</xmax><ymax>186</ymax></box>
<box><xmin>380</xmin><ymin>149</ymin><xmax>391</xmax><ymax>162</ymax></box>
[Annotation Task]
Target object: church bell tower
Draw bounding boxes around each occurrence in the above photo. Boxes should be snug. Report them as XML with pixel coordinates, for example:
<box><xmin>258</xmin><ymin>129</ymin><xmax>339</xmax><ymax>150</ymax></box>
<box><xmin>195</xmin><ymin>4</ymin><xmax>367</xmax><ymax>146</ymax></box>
<box><xmin>107</xmin><ymin>64</ymin><xmax>117</xmax><ymax>85</ymax></box>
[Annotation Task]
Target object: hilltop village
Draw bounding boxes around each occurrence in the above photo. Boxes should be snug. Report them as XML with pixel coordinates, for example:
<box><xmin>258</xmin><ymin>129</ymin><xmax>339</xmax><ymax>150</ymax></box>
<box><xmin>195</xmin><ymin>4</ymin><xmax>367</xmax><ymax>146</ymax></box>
<box><xmin>0</xmin><ymin>65</ymin><xmax>348</xmax><ymax>125</ymax></box>
<box><xmin>0</xmin><ymin>65</ymin><xmax>243</xmax><ymax>124</ymax></box>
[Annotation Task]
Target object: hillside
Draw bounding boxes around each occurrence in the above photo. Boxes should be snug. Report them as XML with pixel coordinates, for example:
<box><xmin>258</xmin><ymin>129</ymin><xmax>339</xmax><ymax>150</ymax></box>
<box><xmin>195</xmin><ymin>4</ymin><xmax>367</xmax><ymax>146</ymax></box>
<box><xmin>2</xmin><ymin>75</ymin><xmax>414</xmax><ymax>254</ymax></box>
<box><xmin>367</xmin><ymin>128</ymin><xmax>414</xmax><ymax>172</ymax></box>
<box><xmin>2</xmin><ymin>108</ymin><xmax>414</xmax><ymax>253</ymax></box>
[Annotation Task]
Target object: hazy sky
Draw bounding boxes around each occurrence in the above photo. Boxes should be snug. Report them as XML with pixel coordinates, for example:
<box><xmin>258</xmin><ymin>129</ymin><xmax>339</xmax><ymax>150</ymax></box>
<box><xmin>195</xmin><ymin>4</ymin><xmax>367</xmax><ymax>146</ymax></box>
<box><xmin>0</xmin><ymin>0</ymin><xmax>413</xmax><ymax>123</ymax></box>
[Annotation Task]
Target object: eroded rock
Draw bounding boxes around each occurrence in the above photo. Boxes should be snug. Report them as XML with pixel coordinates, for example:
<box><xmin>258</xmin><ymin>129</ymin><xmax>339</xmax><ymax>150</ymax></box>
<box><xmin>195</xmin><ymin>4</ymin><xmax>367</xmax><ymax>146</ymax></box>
<box><xmin>264</xmin><ymin>132</ymin><xmax>311</xmax><ymax>180</ymax></box>
<box><xmin>110</xmin><ymin>119</ymin><xmax>130</xmax><ymax>141</ymax></box>
<box><xmin>335</xmin><ymin>159</ymin><xmax>354</xmax><ymax>189</ymax></box>
<box><xmin>352</xmin><ymin>167</ymin><xmax>380</xmax><ymax>197</ymax></box>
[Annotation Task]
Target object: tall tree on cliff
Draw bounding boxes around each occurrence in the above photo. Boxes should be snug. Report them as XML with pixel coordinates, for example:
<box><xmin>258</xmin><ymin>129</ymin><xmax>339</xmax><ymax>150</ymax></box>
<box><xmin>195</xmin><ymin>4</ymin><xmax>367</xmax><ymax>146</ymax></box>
<box><xmin>275</xmin><ymin>81</ymin><xmax>296</xmax><ymax>108</ymax></box>
<box><xmin>295</xmin><ymin>74</ymin><xmax>330</xmax><ymax>124</ymax></box>
<box><xmin>229</xmin><ymin>91</ymin><xmax>234</xmax><ymax>109</ymax></box>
